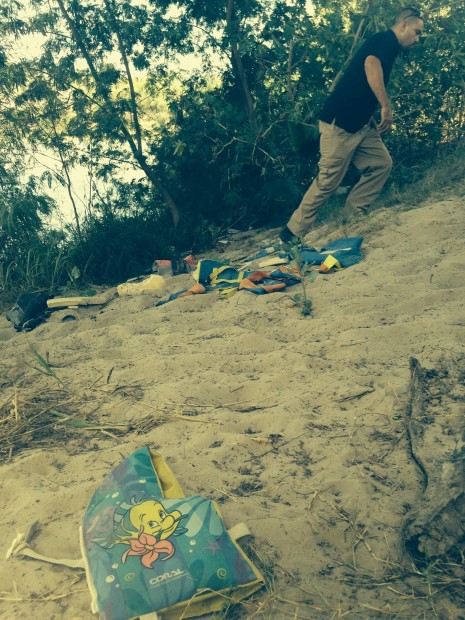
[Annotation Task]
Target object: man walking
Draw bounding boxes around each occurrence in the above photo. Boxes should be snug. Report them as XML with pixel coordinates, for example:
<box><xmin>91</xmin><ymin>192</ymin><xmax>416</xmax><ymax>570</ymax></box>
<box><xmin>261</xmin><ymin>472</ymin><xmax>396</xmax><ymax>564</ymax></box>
<box><xmin>279</xmin><ymin>7</ymin><xmax>424</xmax><ymax>245</ymax></box>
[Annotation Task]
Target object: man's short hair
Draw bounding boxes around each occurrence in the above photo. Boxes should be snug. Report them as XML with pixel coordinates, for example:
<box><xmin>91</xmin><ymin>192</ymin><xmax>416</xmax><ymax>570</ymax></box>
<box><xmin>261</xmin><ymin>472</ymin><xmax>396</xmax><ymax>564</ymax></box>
<box><xmin>393</xmin><ymin>7</ymin><xmax>423</xmax><ymax>25</ymax></box>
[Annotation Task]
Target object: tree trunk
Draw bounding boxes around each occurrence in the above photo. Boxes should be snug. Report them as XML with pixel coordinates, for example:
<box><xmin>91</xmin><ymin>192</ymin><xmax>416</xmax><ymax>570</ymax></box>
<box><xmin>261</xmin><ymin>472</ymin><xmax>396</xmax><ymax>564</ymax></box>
<box><xmin>287</xmin><ymin>39</ymin><xmax>295</xmax><ymax>103</ymax></box>
<box><xmin>226</xmin><ymin>0</ymin><xmax>258</xmax><ymax>131</ymax></box>
<box><xmin>141</xmin><ymin>161</ymin><xmax>180</xmax><ymax>229</ymax></box>
<box><xmin>51</xmin><ymin>119</ymin><xmax>82</xmax><ymax>241</ymax></box>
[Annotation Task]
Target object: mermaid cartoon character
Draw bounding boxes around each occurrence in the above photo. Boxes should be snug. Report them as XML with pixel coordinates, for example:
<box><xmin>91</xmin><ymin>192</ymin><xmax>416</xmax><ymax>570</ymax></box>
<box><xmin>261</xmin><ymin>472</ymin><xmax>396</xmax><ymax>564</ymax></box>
<box><xmin>93</xmin><ymin>498</ymin><xmax>186</xmax><ymax>569</ymax></box>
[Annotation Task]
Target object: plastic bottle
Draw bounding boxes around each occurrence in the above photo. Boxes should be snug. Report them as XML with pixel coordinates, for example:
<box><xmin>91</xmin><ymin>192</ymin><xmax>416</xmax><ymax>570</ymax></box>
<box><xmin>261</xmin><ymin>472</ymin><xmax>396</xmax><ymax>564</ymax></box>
<box><xmin>155</xmin><ymin>260</ymin><xmax>173</xmax><ymax>278</ymax></box>
<box><xmin>117</xmin><ymin>275</ymin><xmax>165</xmax><ymax>297</ymax></box>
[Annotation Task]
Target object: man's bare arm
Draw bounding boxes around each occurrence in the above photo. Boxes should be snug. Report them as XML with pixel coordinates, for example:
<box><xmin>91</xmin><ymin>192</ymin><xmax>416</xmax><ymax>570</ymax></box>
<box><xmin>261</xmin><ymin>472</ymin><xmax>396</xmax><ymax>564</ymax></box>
<box><xmin>364</xmin><ymin>55</ymin><xmax>393</xmax><ymax>133</ymax></box>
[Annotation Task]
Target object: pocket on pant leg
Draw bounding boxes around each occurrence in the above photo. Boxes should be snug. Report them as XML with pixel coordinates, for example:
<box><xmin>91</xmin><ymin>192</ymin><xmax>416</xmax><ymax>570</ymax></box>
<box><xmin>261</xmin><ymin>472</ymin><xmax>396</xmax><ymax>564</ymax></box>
<box><xmin>318</xmin><ymin>149</ymin><xmax>350</xmax><ymax>192</ymax></box>
<box><xmin>317</xmin><ymin>124</ymin><xmax>357</xmax><ymax>192</ymax></box>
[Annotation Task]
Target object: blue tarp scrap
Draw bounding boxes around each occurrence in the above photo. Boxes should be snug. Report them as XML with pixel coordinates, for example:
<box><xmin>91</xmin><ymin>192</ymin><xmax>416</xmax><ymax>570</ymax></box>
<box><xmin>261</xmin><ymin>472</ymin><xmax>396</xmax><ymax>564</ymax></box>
<box><xmin>298</xmin><ymin>237</ymin><xmax>363</xmax><ymax>268</ymax></box>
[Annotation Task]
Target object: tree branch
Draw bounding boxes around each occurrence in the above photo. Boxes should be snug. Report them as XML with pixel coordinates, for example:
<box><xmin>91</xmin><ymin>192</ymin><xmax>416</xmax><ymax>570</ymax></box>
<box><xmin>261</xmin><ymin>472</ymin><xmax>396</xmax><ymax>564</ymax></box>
<box><xmin>287</xmin><ymin>38</ymin><xmax>295</xmax><ymax>102</ymax></box>
<box><xmin>53</xmin><ymin>0</ymin><xmax>179</xmax><ymax>227</ymax></box>
<box><xmin>50</xmin><ymin>117</ymin><xmax>82</xmax><ymax>240</ymax></box>
<box><xmin>103</xmin><ymin>0</ymin><xmax>143</xmax><ymax>154</ymax></box>
<box><xmin>226</xmin><ymin>0</ymin><xmax>257</xmax><ymax>131</ymax></box>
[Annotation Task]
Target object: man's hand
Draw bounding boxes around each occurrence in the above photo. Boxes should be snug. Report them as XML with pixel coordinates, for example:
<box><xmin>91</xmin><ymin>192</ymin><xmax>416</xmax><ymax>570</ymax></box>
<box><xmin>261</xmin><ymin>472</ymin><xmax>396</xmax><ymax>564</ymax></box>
<box><xmin>377</xmin><ymin>103</ymin><xmax>393</xmax><ymax>133</ymax></box>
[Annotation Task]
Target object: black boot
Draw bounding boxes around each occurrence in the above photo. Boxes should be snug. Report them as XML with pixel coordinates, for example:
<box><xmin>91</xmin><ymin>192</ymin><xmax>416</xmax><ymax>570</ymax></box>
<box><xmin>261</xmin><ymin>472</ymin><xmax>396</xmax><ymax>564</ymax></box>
<box><xmin>278</xmin><ymin>226</ymin><xmax>301</xmax><ymax>246</ymax></box>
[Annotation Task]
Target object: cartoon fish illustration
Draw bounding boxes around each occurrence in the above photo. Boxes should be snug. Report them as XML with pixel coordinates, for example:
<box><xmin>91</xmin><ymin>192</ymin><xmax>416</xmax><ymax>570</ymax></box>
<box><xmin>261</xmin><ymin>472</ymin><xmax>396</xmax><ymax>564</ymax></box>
<box><xmin>93</xmin><ymin>497</ymin><xmax>186</xmax><ymax>568</ymax></box>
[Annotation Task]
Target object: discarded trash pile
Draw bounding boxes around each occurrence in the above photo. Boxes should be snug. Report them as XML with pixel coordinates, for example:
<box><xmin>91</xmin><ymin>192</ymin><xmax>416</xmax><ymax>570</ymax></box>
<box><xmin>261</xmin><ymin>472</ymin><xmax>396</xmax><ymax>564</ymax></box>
<box><xmin>156</xmin><ymin>261</ymin><xmax>301</xmax><ymax>306</ymax></box>
<box><xmin>156</xmin><ymin>236</ymin><xmax>364</xmax><ymax>306</ymax></box>
<box><xmin>4</xmin><ymin>236</ymin><xmax>364</xmax><ymax>330</ymax></box>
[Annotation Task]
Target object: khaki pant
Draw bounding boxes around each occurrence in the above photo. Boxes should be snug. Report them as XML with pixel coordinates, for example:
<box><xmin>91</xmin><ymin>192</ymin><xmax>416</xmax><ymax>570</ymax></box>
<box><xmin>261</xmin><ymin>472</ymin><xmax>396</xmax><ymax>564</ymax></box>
<box><xmin>287</xmin><ymin>120</ymin><xmax>392</xmax><ymax>238</ymax></box>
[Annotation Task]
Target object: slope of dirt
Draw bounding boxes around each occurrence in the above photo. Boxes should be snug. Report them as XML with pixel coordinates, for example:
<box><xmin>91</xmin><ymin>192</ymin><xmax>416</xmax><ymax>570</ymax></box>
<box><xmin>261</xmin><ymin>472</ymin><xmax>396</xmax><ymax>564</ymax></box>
<box><xmin>0</xmin><ymin>198</ymin><xmax>464</xmax><ymax>619</ymax></box>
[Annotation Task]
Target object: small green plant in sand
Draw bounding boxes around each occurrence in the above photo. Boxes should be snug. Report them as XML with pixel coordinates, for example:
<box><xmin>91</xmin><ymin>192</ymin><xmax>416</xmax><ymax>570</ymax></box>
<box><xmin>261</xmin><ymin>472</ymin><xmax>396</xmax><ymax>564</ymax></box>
<box><xmin>27</xmin><ymin>344</ymin><xmax>68</xmax><ymax>390</ymax></box>
<box><xmin>282</xmin><ymin>241</ymin><xmax>317</xmax><ymax>316</ymax></box>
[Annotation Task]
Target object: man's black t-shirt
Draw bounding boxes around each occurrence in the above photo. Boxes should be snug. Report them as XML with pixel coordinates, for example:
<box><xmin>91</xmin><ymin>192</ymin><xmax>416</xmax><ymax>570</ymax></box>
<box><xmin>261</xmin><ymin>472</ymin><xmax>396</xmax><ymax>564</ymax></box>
<box><xmin>319</xmin><ymin>30</ymin><xmax>401</xmax><ymax>133</ymax></box>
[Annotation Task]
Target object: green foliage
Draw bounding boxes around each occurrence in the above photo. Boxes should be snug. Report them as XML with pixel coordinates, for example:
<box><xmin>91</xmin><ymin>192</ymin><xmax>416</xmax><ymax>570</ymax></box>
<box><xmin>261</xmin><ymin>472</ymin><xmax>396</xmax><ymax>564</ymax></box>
<box><xmin>0</xmin><ymin>155</ymin><xmax>61</xmax><ymax>298</ymax></box>
<box><xmin>1</xmin><ymin>0</ymin><xmax>465</xmax><ymax>294</ymax></box>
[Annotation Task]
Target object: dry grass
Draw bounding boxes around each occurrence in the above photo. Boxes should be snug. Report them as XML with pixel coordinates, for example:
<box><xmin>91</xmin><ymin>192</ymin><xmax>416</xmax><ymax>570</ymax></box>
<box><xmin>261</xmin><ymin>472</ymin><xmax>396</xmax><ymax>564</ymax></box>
<box><xmin>0</xmin><ymin>347</ymin><xmax>271</xmax><ymax>460</ymax></box>
<box><xmin>0</xmin><ymin>573</ymin><xmax>87</xmax><ymax>604</ymax></box>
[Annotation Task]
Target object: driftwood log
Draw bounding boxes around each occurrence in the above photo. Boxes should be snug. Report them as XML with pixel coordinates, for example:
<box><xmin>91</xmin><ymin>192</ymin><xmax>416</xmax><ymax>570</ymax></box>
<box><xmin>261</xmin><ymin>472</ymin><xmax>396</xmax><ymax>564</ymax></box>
<box><xmin>402</xmin><ymin>357</ymin><xmax>465</xmax><ymax>560</ymax></box>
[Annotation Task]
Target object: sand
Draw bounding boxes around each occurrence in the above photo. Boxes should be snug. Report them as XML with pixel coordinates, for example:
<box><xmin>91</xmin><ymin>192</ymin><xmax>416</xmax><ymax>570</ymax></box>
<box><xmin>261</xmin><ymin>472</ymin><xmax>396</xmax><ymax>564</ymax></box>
<box><xmin>0</xmin><ymin>197</ymin><xmax>464</xmax><ymax>619</ymax></box>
